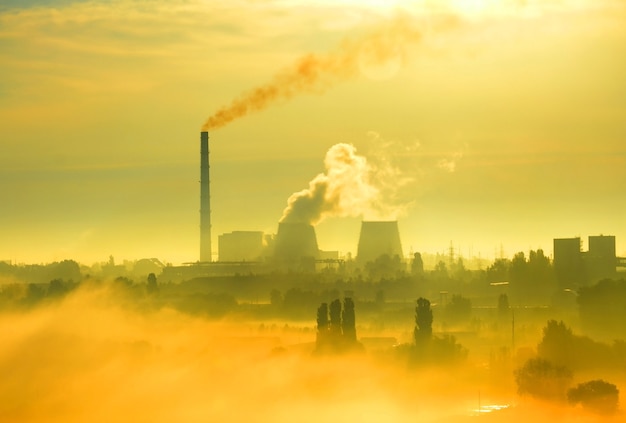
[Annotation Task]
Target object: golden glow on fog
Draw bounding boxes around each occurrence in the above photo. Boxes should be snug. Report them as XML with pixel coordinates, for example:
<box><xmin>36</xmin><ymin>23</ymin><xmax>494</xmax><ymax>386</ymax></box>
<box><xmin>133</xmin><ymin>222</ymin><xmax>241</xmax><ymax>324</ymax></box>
<box><xmin>2</xmin><ymin>285</ymin><xmax>623</xmax><ymax>422</ymax></box>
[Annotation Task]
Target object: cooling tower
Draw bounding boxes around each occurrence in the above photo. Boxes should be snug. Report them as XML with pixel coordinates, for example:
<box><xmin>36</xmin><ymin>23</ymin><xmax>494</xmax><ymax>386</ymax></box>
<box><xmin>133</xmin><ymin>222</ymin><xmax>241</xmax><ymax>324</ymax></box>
<box><xmin>200</xmin><ymin>131</ymin><xmax>212</xmax><ymax>262</ymax></box>
<box><xmin>356</xmin><ymin>221</ymin><xmax>403</xmax><ymax>264</ymax></box>
<box><xmin>274</xmin><ymin>222</ymin><xmax>320</xmax><ymax>262</ymax></box>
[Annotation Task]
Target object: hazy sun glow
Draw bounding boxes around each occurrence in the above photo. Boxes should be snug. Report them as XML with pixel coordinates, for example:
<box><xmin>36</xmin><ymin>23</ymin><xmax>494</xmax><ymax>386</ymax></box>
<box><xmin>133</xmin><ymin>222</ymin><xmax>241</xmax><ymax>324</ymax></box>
<box><xmin>449</xmin><ymin>0</ymin><xmax>492</xmax><ymax>16</ymax></box>
<box><xmin>288</xmin><ymin>0</ymin><xmax>605</xmax><ymax>23</ymax></box>
<box><xmin>1</xmin><ymin>0</ymin><xmax>625</xmax><ymax>262</ymax></box>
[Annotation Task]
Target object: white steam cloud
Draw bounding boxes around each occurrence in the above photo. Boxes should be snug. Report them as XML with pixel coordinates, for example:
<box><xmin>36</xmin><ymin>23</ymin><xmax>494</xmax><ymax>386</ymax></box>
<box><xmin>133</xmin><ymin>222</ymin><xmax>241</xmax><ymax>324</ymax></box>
<box><xmin>278</xmin><ymin>142</ymin><xmax>418</xmax><ymax>225</ymax></box>
<box><xmin>279</xmin><ymin>134</ymin><xmax>471</xmax><ymax>226</ymax></box>
<box><xmin>280</xmin><ymin>143</ymin><xmax>379</xmax><ymax>225</ymax></box>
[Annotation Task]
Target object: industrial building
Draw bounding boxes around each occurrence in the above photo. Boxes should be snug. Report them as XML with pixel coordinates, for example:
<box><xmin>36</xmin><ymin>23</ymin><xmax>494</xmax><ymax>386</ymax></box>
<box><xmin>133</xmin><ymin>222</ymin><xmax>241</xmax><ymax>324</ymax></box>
<box><xmin>587</xmin><ymin>235</ymin><xmax>618</xmax><ymax>282</ymax></box>
<box><xmin>197</xmin><ymin>132</ymin><xmax>626</xmax><ymax>285</ymax></box>
<box><xmin>553</xmin><ymin>237</ymin><xmax>586</xmax><ymax>288</ymax></box>
<box><xmin>553</xmin><ymin>235</ymin><xmax>621</xmax><ymax>288</ymax></box>
<box><xmin>218</xmin><ymin>231</ymin><xmax>265</xmax><ymax>262</ymax></box>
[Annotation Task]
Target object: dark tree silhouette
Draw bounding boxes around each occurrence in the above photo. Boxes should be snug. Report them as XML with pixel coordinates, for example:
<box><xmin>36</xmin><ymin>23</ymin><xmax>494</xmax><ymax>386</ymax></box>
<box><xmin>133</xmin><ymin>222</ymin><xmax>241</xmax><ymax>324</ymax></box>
<box><xmin>433</xmin><ymin>261</ymin><xmax>448</xmax><ymax>280</ymax></box>
<box><xmin>445</xmin><ymin>294</ymin><xmax>471</xmax><ymax>324</ymax></box>
<box><xmin>315</xmin><ymin>298</ymin><xmax>362</xmax><ymax>354</ymax></box>
<box><xmin>47</xmin><ymin>279</ymin><xmax>68</xmax><ymax>298</ymax></box>
<box><xmin>147</xmin><ymin>273</ymin><xmax>159</xmax><ymax>295</ymax></box>
<box><xmin>508</xmin><ymin>250</ymin><xmax>557</xmax><ymax>304</ymax></box>
<box><xmin>329</xmin><ymin>299</ymin><xmax>342</xmax><ymax>339</ymax></box>
<box><xmin>536</xmin><ymin>319</ymin><xmax>624</xmax><ymax>372</ymax></box>
<box><xmin>50</xmin><ymin>260</ymin><xmax>81</xmax><ymax>283</ymax></box>
<box><xmin>114</xmin><ymin>276</ymin><xmax>133</xmax><ymax>288</ymax></box>
<box><xmin>400</xmin><ymin>297</ymin><xmax>467</xmax><ymax>365</ymax></box>
<box><xmin>414</xmin><ymin>297</ymin><xmax>432</xmax><ymax>344</ymax></box>
<box><xmin>316</xmin><ymin>302</ymin><xmax>329</xmax><ymax>349</ymax></box>
<box><xmin>578</xmin><ymin>279</ymin><xmax>626</xmax><ymax>337</ymax></box>
<box><xmin>528</xmin><ymin>249</ymin><xmax>557</xmax><ymax>299</ymax></box>
<box><xmin>537</xmin><ymin>320</ymin><xmax>580</xmax><ymax>370</ymax></box>
<box><xmin>341</xmin><ymin>297</ymin><xmax>356</xmax><ymax>342</ymax></box>
<box><xmin>451</xmin><ymin>258</ymin><xmax>469</xmax><ymax>281</ymax></box>
<box><xmin>515</xmin><ymin>357</ymin><xmax>572</xmax><ymax>401</ymax></box>
<box><xmin>270</xmin><ymin>289</ymin><xmax>283</xmax><ymax>309</ymax></box>
<box><xmin>411</xmin><ymin>252</ymin><xmax>424</xmax><ymax>276</ymax></box>
<box><xmin>25</xmin><ymin>283</ymin><xmax>45</xmax><ymax>306</ymax></box>
<box><xmin>567</xmin><ymin>379</ymin><xmax>619</xmax><ymax>414</ymax></box>
<box><xmin>509</xmin><ymin>252</ymin><xmax>528</xmax><ymax>302</ymax></box>
<box><xmin>316</xmin><ymin>302</ymin><xmax>329</xmax><ymax>330</ymax></box>
<box><xmin>486</xmin><ymin>258</ymin><xmax>510</xmax><ymax>284</ymax></box>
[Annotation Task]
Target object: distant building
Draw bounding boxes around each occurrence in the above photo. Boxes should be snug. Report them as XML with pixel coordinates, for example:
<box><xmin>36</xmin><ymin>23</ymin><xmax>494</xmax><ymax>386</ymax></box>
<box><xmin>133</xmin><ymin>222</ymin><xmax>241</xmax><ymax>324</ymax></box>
<box><xmin>218</xmin><ymin>231</ymin><xmax>264</xmax><ymax>262</ymax></box>
<box><xmin>356</xmin><ymin>221</ymin><xmax>403</xmax><ymax>264</ymax></box>
<box><xmin>553</xmin><ymin>235</ymin><xmax>619</xmax><ymax>288</ymax></box>
<box><xmin>553</xmin><ymin>237</ymin><xmax>584</xmax><ymax>288</ymax></box>
<box><xmin>586</xmin><ymin>235</ymin><xmax>617</xmax><ymax>282</ymax></box>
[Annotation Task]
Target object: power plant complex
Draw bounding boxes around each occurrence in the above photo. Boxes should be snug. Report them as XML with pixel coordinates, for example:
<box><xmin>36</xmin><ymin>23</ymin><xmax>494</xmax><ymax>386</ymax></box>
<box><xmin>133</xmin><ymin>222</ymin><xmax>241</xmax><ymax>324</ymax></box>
<box><xmin>188</xmin><ymin>131</ymin><xmax>623</xmax><ymax>282</ymax></box>
<box><xmin>195</xmin><ymin>131</ymin><xmax>405</xmax><ymax>271</ymax></box>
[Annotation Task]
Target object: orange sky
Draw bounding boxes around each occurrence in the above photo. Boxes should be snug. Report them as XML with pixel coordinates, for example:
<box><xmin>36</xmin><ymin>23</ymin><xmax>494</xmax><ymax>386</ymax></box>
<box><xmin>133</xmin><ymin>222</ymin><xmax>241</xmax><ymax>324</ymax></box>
<box><xmin>1</xmin><ymin>0</ymin><xmax>625</xmax><ymax>264</ymax></box>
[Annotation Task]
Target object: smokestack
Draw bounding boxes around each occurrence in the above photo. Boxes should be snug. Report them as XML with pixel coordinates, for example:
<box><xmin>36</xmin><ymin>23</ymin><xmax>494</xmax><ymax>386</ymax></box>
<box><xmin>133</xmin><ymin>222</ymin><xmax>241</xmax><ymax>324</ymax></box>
<box><xmin>200</xmin><ymin>131</ymin><xmax>211</xmax><ymax>262</ymax></box>
<box><xmin>357</xmin><ymin>221</ymin><xmax>403</xmax><ymax>264</ymax></box>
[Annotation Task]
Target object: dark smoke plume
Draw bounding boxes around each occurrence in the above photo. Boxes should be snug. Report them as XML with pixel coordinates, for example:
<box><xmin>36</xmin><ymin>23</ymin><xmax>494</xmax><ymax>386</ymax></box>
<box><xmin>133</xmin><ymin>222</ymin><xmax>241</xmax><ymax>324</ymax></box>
<box><xmin>202</xmin><ymin>15</ymin><xmax>424</xmax><ymax>130</ymax></box>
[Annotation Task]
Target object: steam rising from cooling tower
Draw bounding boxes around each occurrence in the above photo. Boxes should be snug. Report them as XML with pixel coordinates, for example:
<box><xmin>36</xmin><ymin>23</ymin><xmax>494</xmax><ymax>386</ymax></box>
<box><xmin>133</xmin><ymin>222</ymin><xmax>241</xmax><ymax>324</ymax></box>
<box><xmin>275</xmin><ymin>143</ymin><xmax>407</xmax><ymax>265</ymax></box>
<box><xmin>280</xmin><ymin>143</ymin><xmax>381</xmax><ymax>226</ymax></box>
<box><xmin>202</xmin><ymin>15</ymin><xmax>428</xmax><ymax>131</ymax></box>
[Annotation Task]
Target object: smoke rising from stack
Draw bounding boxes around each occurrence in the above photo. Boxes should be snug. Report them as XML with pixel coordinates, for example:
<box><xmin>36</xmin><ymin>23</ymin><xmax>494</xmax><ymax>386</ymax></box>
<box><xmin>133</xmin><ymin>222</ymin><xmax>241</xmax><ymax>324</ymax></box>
<box><xmin>202</xmin><ymin>15</ymin><xmax>426</xmax><ymax>131</ymax></box>
<box><xmin>280</xmin><ymin>143</ymin><xmax>383</xmax><ymax>226</ymax></box>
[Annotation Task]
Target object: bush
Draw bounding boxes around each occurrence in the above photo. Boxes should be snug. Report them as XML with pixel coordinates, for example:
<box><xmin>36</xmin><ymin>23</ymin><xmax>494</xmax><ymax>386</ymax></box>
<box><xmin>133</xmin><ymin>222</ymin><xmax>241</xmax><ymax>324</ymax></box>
<box><xmin>567</xmin><ymin>380</ymin><xmax>619</xmax><ymax>414</ymax></box>
<box><xmin>515</xmin><ymin>358</ymin><xmax>572</xmax><ymax>401</ymax></box>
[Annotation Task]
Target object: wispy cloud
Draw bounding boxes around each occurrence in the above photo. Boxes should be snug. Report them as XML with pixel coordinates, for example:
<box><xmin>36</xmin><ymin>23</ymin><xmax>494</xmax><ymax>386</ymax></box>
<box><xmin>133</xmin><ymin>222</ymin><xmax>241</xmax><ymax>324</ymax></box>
<box><xmin>437</xmin><ymin>148</ymin><xmax>466</xmax><ymax>173</ymax></box>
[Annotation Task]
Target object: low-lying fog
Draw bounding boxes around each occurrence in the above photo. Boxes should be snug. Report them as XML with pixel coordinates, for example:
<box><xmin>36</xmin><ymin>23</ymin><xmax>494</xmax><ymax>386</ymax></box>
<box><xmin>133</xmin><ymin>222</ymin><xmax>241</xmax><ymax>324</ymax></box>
<box><xmin>1</xmin><ymin>283</ymin><xmax>623</xmax><ymax>422</ymax></box>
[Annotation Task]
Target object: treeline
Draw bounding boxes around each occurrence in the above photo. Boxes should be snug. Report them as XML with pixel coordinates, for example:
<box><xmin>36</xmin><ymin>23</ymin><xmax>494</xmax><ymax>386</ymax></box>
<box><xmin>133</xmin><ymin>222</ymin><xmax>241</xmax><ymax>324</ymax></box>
<box><xmin>578</xmin><ymin>279</ymin><xmax>626</xmax><ymax>338</ymax></box>
<box><xmin>0</xmin><ymin>257</ymin><xmax>163</xmax><ymax>285</ymax></box>
<box><xmin>0</xmin><ymin>278</ymin><xmax>80</xmax><ymax>308</ymax></box>
<box><xmin>2</xmin><ymin>255</ymin><xmax>626</xmax><ymax>341</ymax></box>
<box><xmin>0</xmin><ymin>248</ymin><xmax>617</xmax><ymax>308</ymax></box>
<box><xmin>515</xmin><ymin>319</ymin><xmax>623</xmax><ymax>414</ymax></box>
<box><xmin>0</xmin><ymin>260</ymin><xmax>81</xmax><ymax>285</ymax></box>
<box><xmin>0</xmin><ymin>274</ymin><xmax>240</xmax><ymax>318</ymax></box>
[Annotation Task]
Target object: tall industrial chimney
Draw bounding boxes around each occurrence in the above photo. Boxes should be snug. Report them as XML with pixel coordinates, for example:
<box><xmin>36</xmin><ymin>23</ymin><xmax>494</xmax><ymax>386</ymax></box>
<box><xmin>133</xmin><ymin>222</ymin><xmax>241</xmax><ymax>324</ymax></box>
<box><xmin>200</xmin><ymin>131</ymin><xmax>211</xmax><ymax>262</ymax></box>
